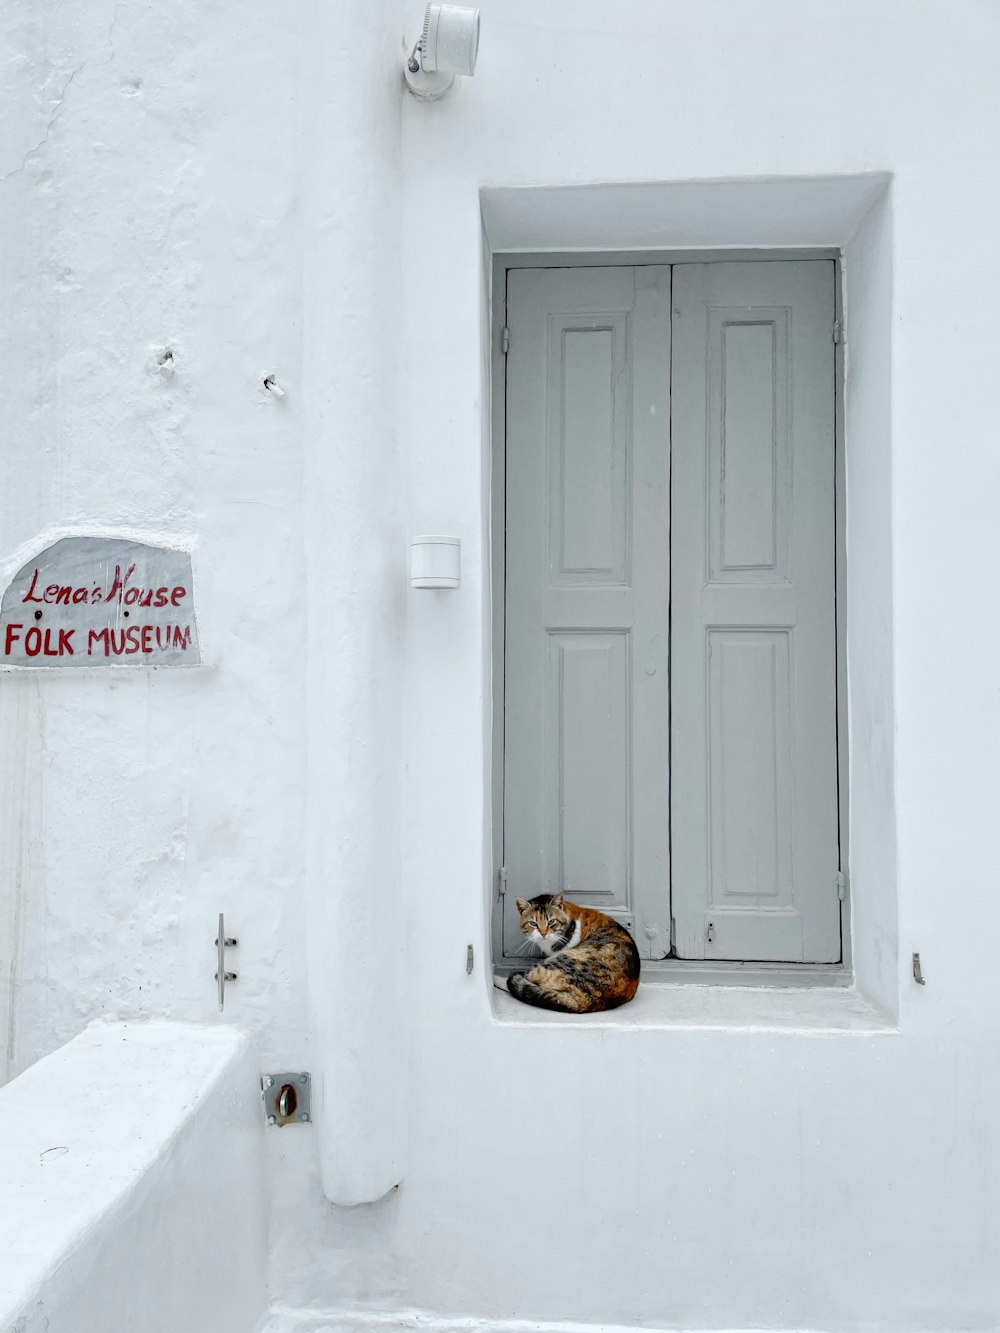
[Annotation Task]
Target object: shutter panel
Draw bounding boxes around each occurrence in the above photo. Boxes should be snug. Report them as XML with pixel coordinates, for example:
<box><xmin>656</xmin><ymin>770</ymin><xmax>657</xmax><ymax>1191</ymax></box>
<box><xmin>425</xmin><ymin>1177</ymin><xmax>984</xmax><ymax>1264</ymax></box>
<box><xmin>502</xmin><ymin>266</ymin><xmax>671</xmax><ymax>960</ymax></box>
<box><xmin>670</xmin><ymin>261</ymin><xmax>841</xmax><ymax>962</ymax></box>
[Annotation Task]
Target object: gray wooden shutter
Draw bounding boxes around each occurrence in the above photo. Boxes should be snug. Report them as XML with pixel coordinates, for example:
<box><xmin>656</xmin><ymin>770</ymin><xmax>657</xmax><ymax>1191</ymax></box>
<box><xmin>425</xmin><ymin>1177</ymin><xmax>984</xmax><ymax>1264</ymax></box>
<box><xmin>670</xmin><ymin>261</ymin><xmax>841</xmax><ymax>963</ymax></box>
<box><xmin>502</xmin><ymin>266</ymin><xmax>672</xmax><ymax>960</ymax></box>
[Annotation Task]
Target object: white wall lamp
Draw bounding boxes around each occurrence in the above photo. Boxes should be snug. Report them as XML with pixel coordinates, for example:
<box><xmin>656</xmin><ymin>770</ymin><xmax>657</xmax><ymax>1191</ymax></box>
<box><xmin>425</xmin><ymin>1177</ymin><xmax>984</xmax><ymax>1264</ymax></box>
<box><xmin>410</xmin><ymin>535</ymin><xmax>461</xmax><ymax>589</ymax></box>
<box><xmin>404</xmin><ymin>4</ymin><xmax>480</xmax><ymax>101</ymax></box>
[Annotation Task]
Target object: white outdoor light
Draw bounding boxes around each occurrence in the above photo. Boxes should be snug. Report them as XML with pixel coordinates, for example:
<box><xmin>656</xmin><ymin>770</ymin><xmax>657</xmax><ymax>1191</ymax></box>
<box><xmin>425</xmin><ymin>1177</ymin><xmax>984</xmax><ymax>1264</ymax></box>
<box><xmin>410</xmin><ymin>535</ymin><xmax>461</xmax><ymax>589</ymax></box>
<box><xmin>404</xmin><ymin>4</ymin><xmax>480</xmax><ymax>100</ymax></box>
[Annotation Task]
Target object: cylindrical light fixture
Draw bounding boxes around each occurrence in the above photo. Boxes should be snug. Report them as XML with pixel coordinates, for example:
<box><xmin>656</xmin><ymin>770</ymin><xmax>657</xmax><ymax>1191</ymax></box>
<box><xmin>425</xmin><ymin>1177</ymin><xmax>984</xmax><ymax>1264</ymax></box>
<box><xmin>410</xmin><ymin>535</ymin><xmax>461</xmax><ymax>589</ymax></box>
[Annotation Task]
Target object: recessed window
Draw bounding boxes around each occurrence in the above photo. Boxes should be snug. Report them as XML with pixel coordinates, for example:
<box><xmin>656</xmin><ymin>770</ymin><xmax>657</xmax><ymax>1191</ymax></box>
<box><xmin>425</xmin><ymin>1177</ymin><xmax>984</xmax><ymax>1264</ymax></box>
<box><xmin>493</xmin><ymin>256</ymin><xmax>846</xmax><ymax>974</ymax></box>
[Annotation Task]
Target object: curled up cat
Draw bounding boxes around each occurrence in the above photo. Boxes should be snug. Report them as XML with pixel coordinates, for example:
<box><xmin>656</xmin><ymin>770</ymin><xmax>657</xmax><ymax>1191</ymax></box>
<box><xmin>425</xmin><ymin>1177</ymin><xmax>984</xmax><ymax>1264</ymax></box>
<box><xmin>504</xmin><ymin>893</ymin><xmax>640</xmax><ymax>1013</ymax></box>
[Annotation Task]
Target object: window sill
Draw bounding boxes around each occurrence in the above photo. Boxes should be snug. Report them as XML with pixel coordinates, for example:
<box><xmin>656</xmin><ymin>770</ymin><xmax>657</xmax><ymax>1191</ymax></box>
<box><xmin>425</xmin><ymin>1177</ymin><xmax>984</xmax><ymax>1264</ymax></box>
<box><xmin>490</xmin><ymin>978</ymin><xmax>895</xmax><ymax>1032</ymax></box>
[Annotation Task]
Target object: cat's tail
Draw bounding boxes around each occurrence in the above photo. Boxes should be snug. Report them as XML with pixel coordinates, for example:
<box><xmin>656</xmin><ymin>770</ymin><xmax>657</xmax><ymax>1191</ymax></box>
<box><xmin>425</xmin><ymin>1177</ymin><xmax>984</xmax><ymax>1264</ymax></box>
<box><xmin>506</xmin><ymin>970</ymin><xmax>579</xmax><ymax>1013</ymax></box>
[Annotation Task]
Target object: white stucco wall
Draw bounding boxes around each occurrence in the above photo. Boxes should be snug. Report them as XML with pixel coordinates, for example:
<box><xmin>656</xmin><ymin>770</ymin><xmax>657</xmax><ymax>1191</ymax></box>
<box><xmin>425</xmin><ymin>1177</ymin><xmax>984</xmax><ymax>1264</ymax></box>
<box><xmin>0</xmin><ymin>1021</ymin><xmax>267</xmax><ymax>1332</ymax></box>
<box><xmin>3</xmin><ymin>1</ymin><xmax>1000</xmax><ymax>1330</ymax></box>
<box><xmin>389</xmin><ymin>3</ymin><xmax>1000</xmax><ymax>1329</ymax></box>
<box><xmin>0</xmin><ymin>0</ymin><xmax>309</xmax><ymax>1078</ymax></box>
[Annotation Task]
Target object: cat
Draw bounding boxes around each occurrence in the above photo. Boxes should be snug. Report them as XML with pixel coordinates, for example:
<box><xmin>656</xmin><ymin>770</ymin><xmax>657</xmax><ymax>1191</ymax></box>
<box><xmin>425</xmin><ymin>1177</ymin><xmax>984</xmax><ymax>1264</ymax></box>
<box><xmin>505</xmin><ymin>893</ymin><xmax>640</xmax><ymax>1013</ymax></box>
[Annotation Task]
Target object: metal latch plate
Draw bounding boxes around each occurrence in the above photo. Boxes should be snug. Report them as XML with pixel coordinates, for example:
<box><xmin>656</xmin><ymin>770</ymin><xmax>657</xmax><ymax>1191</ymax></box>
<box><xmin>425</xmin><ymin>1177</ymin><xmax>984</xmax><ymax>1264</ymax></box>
<box><xmin>262</xmin><ymin>1071</ymin><xmax>312</xmax><ymax>1126</ymax></box>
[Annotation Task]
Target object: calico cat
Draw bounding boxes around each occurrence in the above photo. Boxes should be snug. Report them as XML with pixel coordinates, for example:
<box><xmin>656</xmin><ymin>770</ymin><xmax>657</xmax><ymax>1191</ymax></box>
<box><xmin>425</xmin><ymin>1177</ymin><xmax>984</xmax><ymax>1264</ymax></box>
<box><xmin>505</xmin><ymin>893</ymin><xmax>640</xmax><ymax>1013</ymax></box>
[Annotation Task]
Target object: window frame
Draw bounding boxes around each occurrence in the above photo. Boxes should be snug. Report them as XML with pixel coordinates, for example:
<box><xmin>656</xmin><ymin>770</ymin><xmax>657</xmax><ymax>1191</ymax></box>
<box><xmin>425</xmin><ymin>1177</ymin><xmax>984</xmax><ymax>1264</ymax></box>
<box><xmin>490</xmin><ymin>248</ymin><xmax>851</xmax><ymax>988</ymax></box>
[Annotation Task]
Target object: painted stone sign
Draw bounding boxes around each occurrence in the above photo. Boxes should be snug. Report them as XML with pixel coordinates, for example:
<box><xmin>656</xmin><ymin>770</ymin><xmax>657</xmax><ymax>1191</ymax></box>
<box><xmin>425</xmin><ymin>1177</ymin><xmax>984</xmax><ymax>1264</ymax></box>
<box><xmin>1</xmin><ymin>537</ymin><xmax>200</xmax><ymax>667</ymax></box>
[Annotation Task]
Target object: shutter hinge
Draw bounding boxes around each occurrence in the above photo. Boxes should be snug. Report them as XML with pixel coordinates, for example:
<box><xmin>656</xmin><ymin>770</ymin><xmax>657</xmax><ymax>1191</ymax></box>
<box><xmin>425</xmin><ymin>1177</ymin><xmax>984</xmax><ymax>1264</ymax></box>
<box><xmin>497</xmin><ymin>865</ymin><xmax>508</xmax><ymax>897</ymax></box>
<box><xmin>836</xmin><ymin>870</ymin><xmax>848</xmax><ymax>901</ymax></box>
<box><xmin>833</xmin><ymin>319</ymin><xmax>844</xmax><ymax>345</ymax></box>
<box><xmin>501</xmin><ymin>325</ymin><xmax>510</xmax><ymax>355</ymax></box>
<box><xmin>669</xmin><ymin>915</ymin><xmax>676</xmax><ymax>951</ymax></box>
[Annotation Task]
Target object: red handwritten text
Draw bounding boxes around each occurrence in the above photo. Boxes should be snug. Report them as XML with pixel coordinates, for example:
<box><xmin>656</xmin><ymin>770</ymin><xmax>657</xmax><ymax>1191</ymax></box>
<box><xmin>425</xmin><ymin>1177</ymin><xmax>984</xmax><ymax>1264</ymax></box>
<box><xmin>21</xmin><ymin>563</ymin><xmax>187</xmax><ymax>609</ymax></box>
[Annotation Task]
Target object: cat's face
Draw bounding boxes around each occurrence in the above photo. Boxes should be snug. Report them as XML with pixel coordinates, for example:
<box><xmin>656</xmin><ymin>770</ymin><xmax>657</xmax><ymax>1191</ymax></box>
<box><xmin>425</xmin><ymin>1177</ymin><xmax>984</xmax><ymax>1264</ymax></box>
<box><xmin>514</xmin><ymin>893</ymin><xmax>573</xmax><ymax>955</ymax></box>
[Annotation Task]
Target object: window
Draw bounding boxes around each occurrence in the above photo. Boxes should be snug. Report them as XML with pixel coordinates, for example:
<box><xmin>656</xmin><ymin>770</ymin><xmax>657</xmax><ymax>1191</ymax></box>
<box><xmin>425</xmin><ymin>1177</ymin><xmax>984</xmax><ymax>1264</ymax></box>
<box><xmin>493</xmin><ymin>257</ymin><xmax>845</xmax><ymax>973</ymax></box>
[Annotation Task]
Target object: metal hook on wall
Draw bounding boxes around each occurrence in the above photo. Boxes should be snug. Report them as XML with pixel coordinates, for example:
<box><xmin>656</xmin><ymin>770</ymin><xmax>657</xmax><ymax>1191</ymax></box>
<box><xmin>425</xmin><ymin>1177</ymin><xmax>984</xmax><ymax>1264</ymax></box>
<box><xmin>215</xmin><ymin>912</ymin><xmax>238</xmax><ymax>1011</ymax></box>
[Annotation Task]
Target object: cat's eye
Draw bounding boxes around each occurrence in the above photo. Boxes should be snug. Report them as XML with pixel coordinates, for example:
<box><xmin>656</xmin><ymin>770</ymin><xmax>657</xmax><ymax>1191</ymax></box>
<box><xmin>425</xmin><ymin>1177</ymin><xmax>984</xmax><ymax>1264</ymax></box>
<box><xmin>548</xmin><ymin>919</ymin><xmax>560</xmax><ymax>928</ymax></box>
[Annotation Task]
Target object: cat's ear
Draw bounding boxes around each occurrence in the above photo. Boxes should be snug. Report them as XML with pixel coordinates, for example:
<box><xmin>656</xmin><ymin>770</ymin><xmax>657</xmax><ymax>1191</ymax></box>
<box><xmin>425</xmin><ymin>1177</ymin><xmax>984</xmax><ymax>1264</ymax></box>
<box><xmin>551</xmin><ymin>893</ymin><xmax>565</xmax><ymax>909</ymax></box>
<box><xmin>515</xmin><ymin>897</ymin><xmax>529</xmax><ymax>914</ymax></box>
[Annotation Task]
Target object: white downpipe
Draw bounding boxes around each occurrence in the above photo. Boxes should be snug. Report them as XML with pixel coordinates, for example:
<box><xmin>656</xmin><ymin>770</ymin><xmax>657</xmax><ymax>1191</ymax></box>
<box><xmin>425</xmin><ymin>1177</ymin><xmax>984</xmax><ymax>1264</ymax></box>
<box><xmin>300</xmin><ymin>0</ymin><xmax>406</xmax><ymax>1204</ymax></box>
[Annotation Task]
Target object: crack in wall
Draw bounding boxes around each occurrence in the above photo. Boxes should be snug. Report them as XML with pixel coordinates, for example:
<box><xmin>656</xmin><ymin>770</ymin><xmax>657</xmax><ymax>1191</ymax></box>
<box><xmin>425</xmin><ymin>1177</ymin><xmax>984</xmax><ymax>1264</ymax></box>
<box><xmin>0</xmin><ymin>60</ymin><xmax>88</xmax><ymax>184</ymax></box>
<box><xmin>107</xmin><ymin>0</ymin><xmax>122</xmax><ymax>61</ymax></box>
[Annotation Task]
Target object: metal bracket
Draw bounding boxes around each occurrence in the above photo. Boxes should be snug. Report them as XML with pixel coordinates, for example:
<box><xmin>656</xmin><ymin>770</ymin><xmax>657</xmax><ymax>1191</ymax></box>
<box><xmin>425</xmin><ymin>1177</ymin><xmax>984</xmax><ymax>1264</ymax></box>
<box><xmin>214</xmin><ymin>913</ymin><xmax>238</xmax><ymax>1012</ymax></box>
<box><xmin>912</xmin><ymin>952</ymin><xmax>926</xmax><ymax>986</ymax></box>
<box><xmin>262</xmin><ymin>1071</ymin><xmax>312</xmax><ymax>1126</ymax></box>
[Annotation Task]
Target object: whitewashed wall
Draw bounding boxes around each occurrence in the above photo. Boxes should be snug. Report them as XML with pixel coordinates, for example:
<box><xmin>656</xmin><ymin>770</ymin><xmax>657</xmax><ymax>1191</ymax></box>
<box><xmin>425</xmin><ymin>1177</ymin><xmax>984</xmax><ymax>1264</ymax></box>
<box><xmin>0</xmin><ymin>0</ymin><xmax>309</xmax><ymax>1074</ymax></box>
<box><xmin>389</xmin><ymin>2</ymin><xmax>1000</xmax><ymax>1329</ymax></box>
<box><xmin>0</xmin><ymin>1022</ymin><xmax>267</xmax><ymax>1332</ymax></box>
<box><xmin>3</xmin><ymin>1</ymin><xmax>1000</xmax><ymax>1330</ymax></box>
